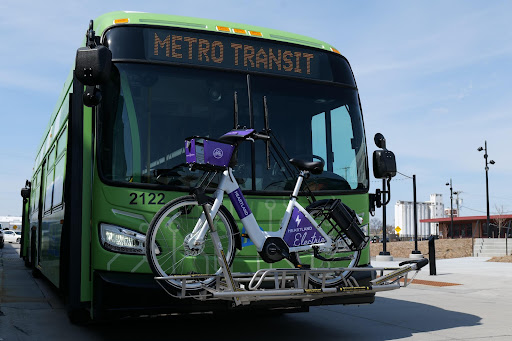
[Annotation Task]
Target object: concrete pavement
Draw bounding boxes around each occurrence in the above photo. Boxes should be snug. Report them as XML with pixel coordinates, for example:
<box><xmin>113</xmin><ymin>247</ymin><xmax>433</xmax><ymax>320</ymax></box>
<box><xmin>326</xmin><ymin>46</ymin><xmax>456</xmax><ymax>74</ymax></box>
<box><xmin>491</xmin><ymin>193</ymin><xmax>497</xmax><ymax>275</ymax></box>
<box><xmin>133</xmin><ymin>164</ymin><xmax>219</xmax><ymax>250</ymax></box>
<box><xmin>1</xmin><ymin>242</ymin><xmax>512</xmax><ymax>340</ymax></box>
<box><xmin>337</xmin><ymin>257</ymin><xmax>512</xmax><ymax>340</ymax></box>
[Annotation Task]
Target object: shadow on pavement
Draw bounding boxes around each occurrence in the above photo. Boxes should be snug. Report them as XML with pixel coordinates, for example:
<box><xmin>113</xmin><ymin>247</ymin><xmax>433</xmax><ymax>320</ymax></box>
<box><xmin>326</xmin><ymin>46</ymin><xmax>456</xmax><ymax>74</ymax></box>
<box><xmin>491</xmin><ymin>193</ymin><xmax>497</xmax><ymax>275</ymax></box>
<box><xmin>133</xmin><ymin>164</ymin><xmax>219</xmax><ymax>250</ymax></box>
<box><xmin>2</xmin><ymin>243</ymin><xmax>481</xmax><ymax>341</ymax></box>
<box><xmin>85</xmin><ymin>297</ymin><xmax>481</xmax><ymax>341</ymax></box>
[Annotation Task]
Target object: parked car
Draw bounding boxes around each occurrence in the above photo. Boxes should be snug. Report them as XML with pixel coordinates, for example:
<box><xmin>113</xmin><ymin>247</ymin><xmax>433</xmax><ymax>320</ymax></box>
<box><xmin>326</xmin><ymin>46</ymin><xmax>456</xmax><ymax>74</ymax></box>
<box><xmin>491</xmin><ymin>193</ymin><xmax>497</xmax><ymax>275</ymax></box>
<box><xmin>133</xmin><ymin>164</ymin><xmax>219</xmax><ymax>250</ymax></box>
<box><xmin>0</xmin><ymin>230</ymin><xmax>4</xmax><ymax>248</ymax></box>
<box><xmin>3</xmin><ymin>230</ymin><xmax>20</xmax><ymax>243</ymax></box>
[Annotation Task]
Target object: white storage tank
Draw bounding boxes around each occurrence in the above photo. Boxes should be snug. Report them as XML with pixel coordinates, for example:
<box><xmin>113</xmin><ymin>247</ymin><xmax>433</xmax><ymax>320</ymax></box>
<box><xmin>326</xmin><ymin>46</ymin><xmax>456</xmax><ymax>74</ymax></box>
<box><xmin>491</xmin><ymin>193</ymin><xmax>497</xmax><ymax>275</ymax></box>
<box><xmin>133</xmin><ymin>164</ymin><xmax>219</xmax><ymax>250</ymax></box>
<box><xmin>394</xmin><ymin>194</ymin><xmax>444</xmax><ymax>239</ymax></box>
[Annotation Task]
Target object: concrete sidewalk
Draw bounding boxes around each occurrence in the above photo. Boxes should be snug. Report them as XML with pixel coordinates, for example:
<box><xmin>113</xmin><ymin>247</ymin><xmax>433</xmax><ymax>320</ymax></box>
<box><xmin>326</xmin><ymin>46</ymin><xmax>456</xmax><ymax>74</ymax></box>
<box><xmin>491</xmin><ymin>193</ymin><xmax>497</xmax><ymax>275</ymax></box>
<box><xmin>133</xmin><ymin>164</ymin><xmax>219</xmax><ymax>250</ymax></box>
<box><xmin>360</xmin><ymin>256</ymin><xmax>512</xmax><ymax>340</ymax></box>
<box><xmin>0</xmin><ymin>243</ymin><xmax>96</xmax><ymax>340</ymax></box>
<box><xmin>1</xmin><ymin>243</ymin><xmax>512</xmax><ymax>340</ymax></box>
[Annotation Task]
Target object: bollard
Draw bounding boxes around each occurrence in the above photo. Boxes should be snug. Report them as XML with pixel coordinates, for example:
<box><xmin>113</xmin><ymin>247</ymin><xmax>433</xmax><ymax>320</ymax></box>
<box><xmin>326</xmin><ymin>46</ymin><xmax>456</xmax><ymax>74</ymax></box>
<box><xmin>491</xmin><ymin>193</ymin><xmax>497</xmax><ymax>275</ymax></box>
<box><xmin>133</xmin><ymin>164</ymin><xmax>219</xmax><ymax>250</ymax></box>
<box><xmin>428</xmin><ymin>235</ymin><xmax>438</xmax><ymax>276</ymax></box>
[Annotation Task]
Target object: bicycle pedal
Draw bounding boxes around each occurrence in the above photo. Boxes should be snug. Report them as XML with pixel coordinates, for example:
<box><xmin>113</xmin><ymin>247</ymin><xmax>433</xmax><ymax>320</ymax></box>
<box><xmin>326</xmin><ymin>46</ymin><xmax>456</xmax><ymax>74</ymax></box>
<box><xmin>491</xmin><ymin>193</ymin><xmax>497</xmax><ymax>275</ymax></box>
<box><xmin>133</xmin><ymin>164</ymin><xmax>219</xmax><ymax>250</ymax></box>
<box><xmin>241</xmin><ymin>233</ymin><xmax>250</xmax><ymax>238</ymax></box>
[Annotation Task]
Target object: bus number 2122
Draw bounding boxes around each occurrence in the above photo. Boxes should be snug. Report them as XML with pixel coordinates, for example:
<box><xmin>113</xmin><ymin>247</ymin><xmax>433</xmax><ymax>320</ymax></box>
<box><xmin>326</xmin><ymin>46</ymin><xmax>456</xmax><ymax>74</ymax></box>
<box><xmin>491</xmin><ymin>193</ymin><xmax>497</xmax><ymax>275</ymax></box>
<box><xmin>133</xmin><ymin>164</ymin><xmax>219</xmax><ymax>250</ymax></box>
<box><xmin>129</xmin><ymin>193</ymin><xmax>165</xmax><ymax>205</ymax></box>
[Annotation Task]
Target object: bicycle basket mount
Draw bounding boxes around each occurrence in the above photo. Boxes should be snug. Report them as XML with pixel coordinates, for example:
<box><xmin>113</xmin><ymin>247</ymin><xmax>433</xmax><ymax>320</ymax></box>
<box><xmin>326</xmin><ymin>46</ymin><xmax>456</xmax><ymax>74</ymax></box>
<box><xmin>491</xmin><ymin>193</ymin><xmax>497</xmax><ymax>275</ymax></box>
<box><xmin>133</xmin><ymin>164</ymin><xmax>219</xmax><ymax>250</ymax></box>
<box><xmin>309</xmin><ymin>199</ymin><xmax>369</xmax><ymax>251</ymax></box>
<box><xmin>185</xmin><ymin>137</ymin><xmax>235</xmax><ymax>171</ymax></box>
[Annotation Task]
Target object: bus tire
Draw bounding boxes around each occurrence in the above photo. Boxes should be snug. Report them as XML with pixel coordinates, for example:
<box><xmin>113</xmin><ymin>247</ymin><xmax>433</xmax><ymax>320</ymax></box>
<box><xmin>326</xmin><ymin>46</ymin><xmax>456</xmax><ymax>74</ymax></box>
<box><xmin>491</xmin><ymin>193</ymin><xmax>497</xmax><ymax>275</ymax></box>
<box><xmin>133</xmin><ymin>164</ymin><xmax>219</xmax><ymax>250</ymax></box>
<box><xmin>68</xmin><ymin>308</ymin><xmax>91</xmax><ymax>325</ymax></box>
<box><xmin>32</xmin><ymin>268</ymin><xmax>41</xmax><ymax>278</ymax></box>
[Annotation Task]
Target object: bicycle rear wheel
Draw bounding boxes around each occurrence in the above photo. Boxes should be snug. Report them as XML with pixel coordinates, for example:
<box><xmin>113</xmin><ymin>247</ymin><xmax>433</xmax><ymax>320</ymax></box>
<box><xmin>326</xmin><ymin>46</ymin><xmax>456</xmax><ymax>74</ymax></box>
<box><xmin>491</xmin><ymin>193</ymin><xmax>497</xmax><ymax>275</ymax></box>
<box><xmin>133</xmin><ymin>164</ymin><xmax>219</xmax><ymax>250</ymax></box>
<box><xmin>294</xmin><ymin>200</ymin><xmax>362</xmax><ymax>287</ymax></box>
<box><xmin>146</xmin><ymin>195</ymin><xmax>237</xmax><ymax>294</ymax></box>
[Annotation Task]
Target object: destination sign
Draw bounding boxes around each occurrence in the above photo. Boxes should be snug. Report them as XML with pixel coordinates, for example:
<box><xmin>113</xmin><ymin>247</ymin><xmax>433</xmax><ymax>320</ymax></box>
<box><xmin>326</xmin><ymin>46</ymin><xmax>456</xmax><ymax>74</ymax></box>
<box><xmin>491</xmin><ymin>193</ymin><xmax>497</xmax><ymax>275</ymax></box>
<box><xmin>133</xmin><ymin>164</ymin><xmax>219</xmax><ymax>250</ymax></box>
<box><xmin>147</xmin><ymin>29</ymin><xmax>322</xmax><ymax>80</ymax></box>
<box><xmin>105</xmin><ymin>26</ymin><xmax>356</xmax><ymax>85</ymax></box>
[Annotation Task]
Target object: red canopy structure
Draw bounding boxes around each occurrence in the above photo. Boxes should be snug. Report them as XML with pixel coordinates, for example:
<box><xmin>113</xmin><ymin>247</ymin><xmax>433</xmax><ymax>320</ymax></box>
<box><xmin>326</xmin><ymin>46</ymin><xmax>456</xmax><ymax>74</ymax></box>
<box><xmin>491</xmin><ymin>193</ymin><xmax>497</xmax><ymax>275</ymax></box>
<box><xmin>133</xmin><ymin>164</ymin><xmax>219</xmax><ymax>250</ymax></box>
<box><xmin>421</xmin><ymin>215</ymin><xmax>512</xmax><ymax>238</ymax></box>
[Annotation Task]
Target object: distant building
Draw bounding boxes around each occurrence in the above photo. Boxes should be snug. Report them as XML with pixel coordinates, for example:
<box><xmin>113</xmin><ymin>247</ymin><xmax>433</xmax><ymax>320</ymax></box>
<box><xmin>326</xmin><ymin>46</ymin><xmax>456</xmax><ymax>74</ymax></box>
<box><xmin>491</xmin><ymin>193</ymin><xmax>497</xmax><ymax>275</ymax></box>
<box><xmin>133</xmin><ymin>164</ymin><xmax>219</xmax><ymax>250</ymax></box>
<box><xmin>394</xmin><ymin>194</ymin><xmax>444</xmax><ymax>239</ymax></box>
<box><xmin>444</xmin><ymin>208</ymin><xmax>458</xmax><ymax>217</ymax></box>
<box><xmin>421</xmin><ymin>215</ymin><xmax>512</xmax><ymax>238</ymax></box>
<box><xmin>0</xmin><ymin>216</ymin><xmax>22</xmax><ymax>231</ymax></box>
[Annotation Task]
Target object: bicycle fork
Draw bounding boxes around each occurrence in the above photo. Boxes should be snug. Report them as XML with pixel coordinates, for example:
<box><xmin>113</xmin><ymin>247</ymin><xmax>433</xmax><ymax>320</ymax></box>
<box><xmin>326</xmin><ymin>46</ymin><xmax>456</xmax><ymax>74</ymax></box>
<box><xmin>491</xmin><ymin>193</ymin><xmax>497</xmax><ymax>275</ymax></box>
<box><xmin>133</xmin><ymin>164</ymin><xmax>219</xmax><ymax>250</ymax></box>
<box><xmin>201</xmin><ymin>203</ymin><xmax>242</xmax><ymax>306</ymax></box>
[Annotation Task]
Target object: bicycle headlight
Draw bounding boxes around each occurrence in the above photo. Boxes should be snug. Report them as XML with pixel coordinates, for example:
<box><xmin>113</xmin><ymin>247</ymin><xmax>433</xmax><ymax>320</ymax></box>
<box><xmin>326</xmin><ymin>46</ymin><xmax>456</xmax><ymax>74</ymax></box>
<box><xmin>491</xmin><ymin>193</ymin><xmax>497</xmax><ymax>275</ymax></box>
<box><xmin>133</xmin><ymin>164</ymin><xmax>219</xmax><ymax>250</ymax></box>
<box><xmin>100</xmin><ymin>223</ymin><xmax>155</xmax><ymax>255</ymax></box>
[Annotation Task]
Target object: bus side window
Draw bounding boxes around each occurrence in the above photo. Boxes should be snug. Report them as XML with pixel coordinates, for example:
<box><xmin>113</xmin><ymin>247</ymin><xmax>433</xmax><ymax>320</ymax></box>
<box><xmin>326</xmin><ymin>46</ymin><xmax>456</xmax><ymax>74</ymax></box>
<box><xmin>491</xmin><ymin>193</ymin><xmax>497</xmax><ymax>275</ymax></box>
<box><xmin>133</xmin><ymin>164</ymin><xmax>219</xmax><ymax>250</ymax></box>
<box><xmin>330</xmin><ymin>106</ymin><xmax>357</xmax><ymax>187</ymax></box>
<box><xmin>33</xmin><ymin>170</ymin><xmax>40</xmax><ymax>212</ymax></box>
<box><xmin>57</xmin><ymin>126</ymin><xmax>67</xmax><ymax>156</ymax></box>
<box><xmin>44</xmin><ymin>167</ymin><xmax>54</xmax><ymax>213</ymax></box>
<box><xmin>44</xmin><ymin>147</ymin><xmax>56</xmax><ymax>213</ymax></box>
<box><xmin>311</xmin><ymin>112</ymin><xmax>327</xmax><ymax>170</ymax></box>
<box><xmin>52</xmin><ymin>156</ymin><xmax>66</xmax><ymax>208</ymax></box>
<box><xmin>52</xmin><ymin>128</ymin><xmax>67</xmax><ymax>209</ymax></box>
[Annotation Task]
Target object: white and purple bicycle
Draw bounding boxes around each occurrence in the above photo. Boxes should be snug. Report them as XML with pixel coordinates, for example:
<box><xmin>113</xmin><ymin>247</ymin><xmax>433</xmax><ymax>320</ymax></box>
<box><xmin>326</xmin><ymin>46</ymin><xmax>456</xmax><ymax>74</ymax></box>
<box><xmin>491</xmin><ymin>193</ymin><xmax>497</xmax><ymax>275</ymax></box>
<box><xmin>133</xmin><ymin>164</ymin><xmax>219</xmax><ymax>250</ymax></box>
<box><xmin>145</xmin><ymin>122</ymin><xmax>369</xmax><ymax>297</ymax></box>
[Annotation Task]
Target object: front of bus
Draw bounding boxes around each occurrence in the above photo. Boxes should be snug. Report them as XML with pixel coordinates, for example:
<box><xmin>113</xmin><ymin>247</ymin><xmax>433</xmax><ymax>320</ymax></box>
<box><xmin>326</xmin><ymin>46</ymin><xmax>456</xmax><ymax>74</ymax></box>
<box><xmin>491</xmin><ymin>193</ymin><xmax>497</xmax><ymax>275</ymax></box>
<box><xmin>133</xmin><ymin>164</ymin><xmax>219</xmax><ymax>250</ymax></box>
<box><xmin>86</xmin><ymin>11</ymin><xmax>372</xmax><ymax>318</ymax></box>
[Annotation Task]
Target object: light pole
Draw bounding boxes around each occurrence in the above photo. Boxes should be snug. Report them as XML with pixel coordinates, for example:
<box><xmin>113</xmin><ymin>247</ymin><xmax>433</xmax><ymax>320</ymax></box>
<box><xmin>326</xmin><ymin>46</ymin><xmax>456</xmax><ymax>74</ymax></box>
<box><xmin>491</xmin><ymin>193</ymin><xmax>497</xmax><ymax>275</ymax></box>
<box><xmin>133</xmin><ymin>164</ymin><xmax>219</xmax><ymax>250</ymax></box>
<box><xmin>446</xmin><ymin>179</ymin><xmax>453</xmax><ymax>238</ymax></box>
<box><xmin>395</xmin><ymin>171</ymin><xmax>422</xmax><ymax>258</ymax></box>
<box><xmin>478</xmin><ymin>141</ymin><xmax>495</xmax><ymax>237</ymax></box>
<box><xmin>412</xmin><ymin>174</ymin><xmax>421</xmax><ymax>255</ymax></box>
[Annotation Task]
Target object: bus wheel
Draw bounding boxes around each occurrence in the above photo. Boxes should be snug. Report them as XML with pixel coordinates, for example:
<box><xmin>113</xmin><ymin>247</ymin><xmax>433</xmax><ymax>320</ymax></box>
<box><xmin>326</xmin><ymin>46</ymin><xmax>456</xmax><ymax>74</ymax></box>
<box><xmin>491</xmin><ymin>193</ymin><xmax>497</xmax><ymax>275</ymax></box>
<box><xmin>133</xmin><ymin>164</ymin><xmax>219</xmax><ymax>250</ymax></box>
<box><xmin>32</xmin><ymin>268</ymin><xmax>41</xmax><ymax>278</ymax></box>
<box><xmin>68</xmin><ymin>308</ymin><xmax>91</xmax><ymax>325</ymax></box>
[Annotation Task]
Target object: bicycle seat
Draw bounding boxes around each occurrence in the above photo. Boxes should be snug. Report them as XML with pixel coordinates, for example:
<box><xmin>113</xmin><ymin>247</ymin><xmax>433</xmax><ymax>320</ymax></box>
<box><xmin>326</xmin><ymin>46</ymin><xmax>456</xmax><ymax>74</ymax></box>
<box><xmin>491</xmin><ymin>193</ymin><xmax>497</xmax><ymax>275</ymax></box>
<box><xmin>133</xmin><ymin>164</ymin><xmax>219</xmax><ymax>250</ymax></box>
<box><xmin>289</xmin><ymin>158</ymin><xmax>324</xmax><ymax>175</ymax></box>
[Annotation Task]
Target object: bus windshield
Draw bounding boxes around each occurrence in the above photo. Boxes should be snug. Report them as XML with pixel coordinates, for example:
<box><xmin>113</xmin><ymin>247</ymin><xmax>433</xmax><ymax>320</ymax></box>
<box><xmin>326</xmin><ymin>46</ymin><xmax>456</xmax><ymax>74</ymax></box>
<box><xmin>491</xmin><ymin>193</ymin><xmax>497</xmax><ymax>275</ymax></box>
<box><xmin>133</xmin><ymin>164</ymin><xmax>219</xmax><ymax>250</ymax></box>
<box><xmin>99</xmin><ymin>63</ymin><xmax>368</xmax><ymax>193</ymax></box>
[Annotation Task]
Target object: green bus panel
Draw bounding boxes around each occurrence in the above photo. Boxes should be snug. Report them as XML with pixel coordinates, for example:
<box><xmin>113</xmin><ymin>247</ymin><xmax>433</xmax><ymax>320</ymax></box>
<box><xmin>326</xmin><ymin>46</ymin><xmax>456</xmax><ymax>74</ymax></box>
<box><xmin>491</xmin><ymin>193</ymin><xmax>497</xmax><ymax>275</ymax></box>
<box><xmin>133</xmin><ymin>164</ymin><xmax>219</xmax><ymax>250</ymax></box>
<box><xmin>89</xmin><ymin>168</ymin><xmax>370</xmax><ymax>277</ymax></box>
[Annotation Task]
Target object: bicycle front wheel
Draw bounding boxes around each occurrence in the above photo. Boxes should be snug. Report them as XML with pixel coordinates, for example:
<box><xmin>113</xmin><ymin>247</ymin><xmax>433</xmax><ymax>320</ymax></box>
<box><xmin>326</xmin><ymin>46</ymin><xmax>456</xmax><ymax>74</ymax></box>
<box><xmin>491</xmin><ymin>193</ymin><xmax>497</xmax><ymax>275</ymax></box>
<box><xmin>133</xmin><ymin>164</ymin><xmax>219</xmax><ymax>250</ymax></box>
<box><xmin>146</xmin><ymin>195</ymin><xmax>237</xmax><ymax>294</ymax></box>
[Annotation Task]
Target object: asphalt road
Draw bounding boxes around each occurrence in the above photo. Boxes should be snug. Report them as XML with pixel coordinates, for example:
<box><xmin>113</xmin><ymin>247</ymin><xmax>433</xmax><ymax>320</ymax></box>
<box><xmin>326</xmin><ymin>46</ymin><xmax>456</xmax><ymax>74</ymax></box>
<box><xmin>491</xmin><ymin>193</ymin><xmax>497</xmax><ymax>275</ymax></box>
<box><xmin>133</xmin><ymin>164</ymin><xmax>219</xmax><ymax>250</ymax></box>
<box><xmin>1</xmin><ymin>242</ymin><xmax>512</xmax><ymax>340</ymax></box>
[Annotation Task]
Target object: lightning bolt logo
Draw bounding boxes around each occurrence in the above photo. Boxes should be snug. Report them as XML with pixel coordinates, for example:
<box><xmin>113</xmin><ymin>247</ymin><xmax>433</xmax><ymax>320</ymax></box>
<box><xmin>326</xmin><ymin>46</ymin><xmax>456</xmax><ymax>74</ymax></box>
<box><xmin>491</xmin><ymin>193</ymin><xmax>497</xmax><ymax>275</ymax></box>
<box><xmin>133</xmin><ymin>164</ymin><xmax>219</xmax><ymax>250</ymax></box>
<box><xmin>295</xmin><ymin>215</ymin><xmax>301</xmax><ymax>226</ymax></box>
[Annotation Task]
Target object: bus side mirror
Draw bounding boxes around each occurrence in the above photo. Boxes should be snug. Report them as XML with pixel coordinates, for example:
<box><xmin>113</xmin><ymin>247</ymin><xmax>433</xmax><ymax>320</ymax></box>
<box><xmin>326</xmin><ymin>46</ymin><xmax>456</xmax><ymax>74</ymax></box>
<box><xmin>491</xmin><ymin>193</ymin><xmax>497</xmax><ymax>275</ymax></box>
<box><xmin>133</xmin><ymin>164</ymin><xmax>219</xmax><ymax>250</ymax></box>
<box><xmin>74</xmin><ymin>45</ymin><xmax>112</xmax><ymax>86</ymax></box>
<box><xmin>21</xmin><ymin>187</ymin><xmax>30</xmax><ymax>199</ymax></box>
<box><xmin>373</xmin><ymin>150</ymin><xmax>397</xmax><ymax>179</ymax></box>
<box><xmin>372</xmin><ymin>133</ymin><xmax>397</xmax><ymax>179</ymax></box>
<box><xmin>374</xmin><ymin>132</ymin><xmax>386</xmax><ymax>149</ymax></box>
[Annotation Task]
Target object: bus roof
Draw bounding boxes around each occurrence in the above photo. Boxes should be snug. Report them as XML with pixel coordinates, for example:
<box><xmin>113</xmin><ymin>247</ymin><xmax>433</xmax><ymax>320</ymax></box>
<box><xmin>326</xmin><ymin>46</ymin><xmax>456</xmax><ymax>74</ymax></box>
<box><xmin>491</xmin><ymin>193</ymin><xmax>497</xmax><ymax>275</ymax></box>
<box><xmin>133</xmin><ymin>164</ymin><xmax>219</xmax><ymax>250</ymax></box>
<box><xmin>93</xmin><ymin>11</ymin><xmax>340</xmax><ymax>53</ymax></box>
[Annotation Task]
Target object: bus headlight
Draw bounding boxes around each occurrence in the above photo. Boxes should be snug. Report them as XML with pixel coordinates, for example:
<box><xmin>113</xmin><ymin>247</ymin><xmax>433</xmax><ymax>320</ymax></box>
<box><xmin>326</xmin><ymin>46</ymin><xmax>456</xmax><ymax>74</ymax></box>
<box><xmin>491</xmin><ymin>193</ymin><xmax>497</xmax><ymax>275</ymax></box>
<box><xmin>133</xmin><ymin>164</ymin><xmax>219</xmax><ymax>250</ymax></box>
<box><xmin>100</xmin><ymin>223</ymin><xmax>154</xmax><ymax>255</ymax></box>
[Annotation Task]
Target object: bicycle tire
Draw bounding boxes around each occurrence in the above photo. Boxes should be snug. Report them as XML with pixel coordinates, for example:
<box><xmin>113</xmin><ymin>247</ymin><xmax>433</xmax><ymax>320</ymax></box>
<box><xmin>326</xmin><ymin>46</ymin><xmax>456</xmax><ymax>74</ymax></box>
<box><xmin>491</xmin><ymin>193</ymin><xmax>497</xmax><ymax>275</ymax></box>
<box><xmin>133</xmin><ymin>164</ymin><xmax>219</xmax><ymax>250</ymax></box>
<box><xmin>146</xmin><ymin>195</ymin><xmax>238</xmax><ymax>295</ymax></box>
<box><xmin>293</xmin><ymin>201</ymin><xmax>361</xmax><ymax>287</ymax></box>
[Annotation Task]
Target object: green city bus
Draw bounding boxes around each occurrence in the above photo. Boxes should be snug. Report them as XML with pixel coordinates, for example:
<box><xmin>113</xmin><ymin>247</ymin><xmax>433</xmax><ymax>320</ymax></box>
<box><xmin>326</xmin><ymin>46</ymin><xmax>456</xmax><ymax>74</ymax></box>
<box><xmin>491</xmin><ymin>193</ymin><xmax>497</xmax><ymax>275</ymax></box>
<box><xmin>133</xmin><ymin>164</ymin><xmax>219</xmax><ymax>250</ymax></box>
<box><xmin>20</xmin><ymin>11</ymin><xmax>382</xmax><ymax>322</ymax></box>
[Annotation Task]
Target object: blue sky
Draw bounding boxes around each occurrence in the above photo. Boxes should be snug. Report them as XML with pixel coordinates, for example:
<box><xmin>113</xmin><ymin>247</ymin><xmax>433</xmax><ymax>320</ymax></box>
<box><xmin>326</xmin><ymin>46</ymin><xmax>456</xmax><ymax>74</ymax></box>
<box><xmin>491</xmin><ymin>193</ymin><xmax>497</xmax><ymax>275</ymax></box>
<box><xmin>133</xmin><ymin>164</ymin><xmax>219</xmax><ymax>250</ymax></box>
<box><xmin>0</xmin><ymin>0</ymin><xmax>511</xmax><ymax>224</ymax></box>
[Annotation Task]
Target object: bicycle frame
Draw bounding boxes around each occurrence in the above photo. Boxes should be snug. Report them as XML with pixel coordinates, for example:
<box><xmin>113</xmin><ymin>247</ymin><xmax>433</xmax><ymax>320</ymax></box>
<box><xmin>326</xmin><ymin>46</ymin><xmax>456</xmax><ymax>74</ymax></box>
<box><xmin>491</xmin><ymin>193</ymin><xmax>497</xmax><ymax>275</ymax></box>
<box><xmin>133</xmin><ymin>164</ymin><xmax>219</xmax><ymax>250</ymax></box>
<box><xmin>187</xmin><ymin>167</ymin><xmax>335</xmax><ymax>253</ymax></box>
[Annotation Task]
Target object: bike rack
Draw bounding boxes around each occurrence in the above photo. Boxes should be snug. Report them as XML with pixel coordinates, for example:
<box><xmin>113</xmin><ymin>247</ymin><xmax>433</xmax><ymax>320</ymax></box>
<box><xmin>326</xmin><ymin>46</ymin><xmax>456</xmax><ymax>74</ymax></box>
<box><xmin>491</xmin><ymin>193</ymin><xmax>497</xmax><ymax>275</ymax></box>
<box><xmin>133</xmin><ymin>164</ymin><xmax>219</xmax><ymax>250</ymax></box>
<box><xmin>154</xmin><ymin>259</ymin><xmax>428</xmax><ymax>306</ymax></box>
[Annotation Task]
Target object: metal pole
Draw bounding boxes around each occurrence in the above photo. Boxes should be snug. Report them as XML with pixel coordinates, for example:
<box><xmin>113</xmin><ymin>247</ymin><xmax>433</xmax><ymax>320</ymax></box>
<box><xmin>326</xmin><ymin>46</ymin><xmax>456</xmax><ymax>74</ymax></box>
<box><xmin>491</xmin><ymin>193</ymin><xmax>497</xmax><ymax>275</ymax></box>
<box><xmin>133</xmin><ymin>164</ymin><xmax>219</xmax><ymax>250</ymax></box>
<box><xmin>382</xmin><ymin>179</ymin><xmax>387</xmax><ymax>251</ymax></box>
<box><xmin>380</xmin><ymin>179</ymin><xmax>390</xmax><ymax>256</ymax></box>
<box><xmin>428</xmin><ymin>235</ymin><xmax>437</xmax><ymax>276</ymax></box>
<box><xmin>450</xmin><ymin>179</ymin><xmax>453</xmax><ymax>239</ymax></box>
<box><xmin>413</xmin><ymin>174</ymin><xmax>420</xmax><ymax>253</ymax></box>
<box><xmin>485</xmin><ymin>141</ymin><xmax>490</xmax><ymax>238</ymax></box>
